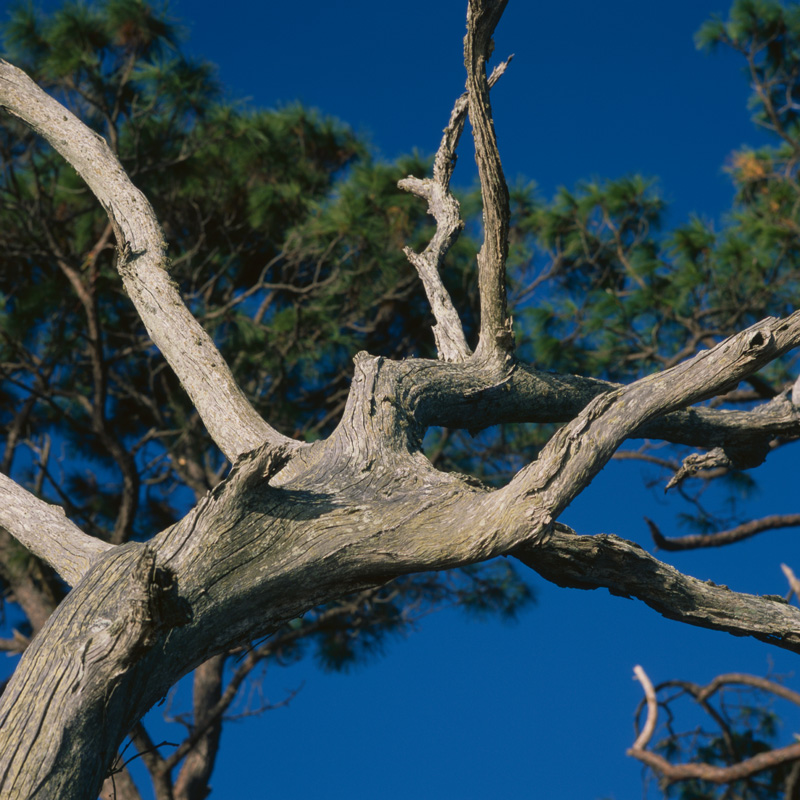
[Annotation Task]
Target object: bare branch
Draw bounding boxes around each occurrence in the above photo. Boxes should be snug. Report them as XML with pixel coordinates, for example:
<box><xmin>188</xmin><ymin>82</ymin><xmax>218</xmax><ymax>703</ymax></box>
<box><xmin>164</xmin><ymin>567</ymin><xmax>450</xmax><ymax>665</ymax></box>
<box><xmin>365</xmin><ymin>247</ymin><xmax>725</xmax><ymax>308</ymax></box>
<box><xmin>628</xmin><ymin>670</ymin><xmax>800</xmax><ymax>788</ymax></box>
<box><xmin>781</xmin><ymin>563</ymin><xmax>800</xmax><ymax>602</ymax></box>
<box><xmin>0</xmin><ymin>473</ymin><xmax>112</xmax><ymax>586</ymax></box>
<box><xmin>697</xmin><ymin>673</ymin><xmax>800</xmax><ymax>705</ymax></box>
<box><xmin>493</xmin><ymin>314</ymin><xmax>800</xmax><ymax>543</ymax></box>
<box><xmin>631</xmin><ymin>665</ymin><xmax>658</xmax><ymax>751</ymax></box>
<box><xmin>648</xmin><ymin>514</ymin><xmax>800</xmax><ymax>551</ymax></box>
<box><xmin>0</xmin><ymin>59</ymin><xmax>292</xmax><ymax>461</ymax></box>
<box><xmin>515</xmin><ymin>528</ymin><xmax>800</xmax><ymax>655</ymax></box>
<box><xmin>425</xmin><ymin>362</ymin><xmax>800</xmax><ymax>459</ymax></box>
<box><xmin>666</xmin><ymin>446</ymin><xmax>735</xmax><ymax>490</ymax></box>
<box><xmin>464</xmin><ymin>0</ymin><xmax>515</xmax><ymax>359</ymax></box>
<box><xmin>399</xmin><ymin>58</ymin><xmax>512</xmax><ymax>362</ymax></box>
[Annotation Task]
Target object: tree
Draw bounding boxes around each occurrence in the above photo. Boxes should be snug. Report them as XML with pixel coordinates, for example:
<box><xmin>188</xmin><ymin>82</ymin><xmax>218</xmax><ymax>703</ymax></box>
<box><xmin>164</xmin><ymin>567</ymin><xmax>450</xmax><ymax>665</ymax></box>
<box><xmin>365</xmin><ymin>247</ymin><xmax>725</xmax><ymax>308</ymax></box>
<box><xmin>0</xmin><ymin>0</ymin><xmax>799</xmax><ymax>798</ymax></box>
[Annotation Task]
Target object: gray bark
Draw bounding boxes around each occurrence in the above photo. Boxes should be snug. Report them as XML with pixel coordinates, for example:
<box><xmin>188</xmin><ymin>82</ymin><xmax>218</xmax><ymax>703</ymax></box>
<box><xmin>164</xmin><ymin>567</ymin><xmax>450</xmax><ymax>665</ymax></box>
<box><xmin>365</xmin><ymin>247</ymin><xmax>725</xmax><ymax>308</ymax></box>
<box><xmin>0</xmin><ymin>2</ymin><xmax>799</xmax><ymax>797</ymax></box>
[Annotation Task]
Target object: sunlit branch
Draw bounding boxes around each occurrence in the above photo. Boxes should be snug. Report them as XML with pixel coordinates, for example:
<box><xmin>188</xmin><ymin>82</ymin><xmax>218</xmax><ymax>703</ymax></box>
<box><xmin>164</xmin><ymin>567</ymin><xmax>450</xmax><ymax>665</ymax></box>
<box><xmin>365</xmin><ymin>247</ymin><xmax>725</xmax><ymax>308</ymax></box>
<box><xmin>0</xmin><ymin>473</ymin><xmax>113</xmax><ymax>586</ymax></box>
<box><xmin>0</xmin><ymin>59</ymin><xmax>292</xmax><ymax>461</ymax></box>
<box><xmin>464</xmin><ymin>0</ymin><xmax>514</xmax><ymax>360</ymax></box>
<box><xmin>399</xmin><ymin>57</ymin><xmax>512</xmax><ymax>362</ymax></box>
<box><xmin>515</xmin><ymin>527</ymin><xmax>800</xmax><ymax>655</ymax></box>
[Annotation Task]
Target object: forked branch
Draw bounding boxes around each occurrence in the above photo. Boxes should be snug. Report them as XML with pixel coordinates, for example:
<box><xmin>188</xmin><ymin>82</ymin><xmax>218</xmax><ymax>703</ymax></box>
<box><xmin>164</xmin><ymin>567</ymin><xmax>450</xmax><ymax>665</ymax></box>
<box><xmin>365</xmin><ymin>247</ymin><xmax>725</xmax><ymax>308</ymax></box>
<box><xmin>493</xmin><ymin>315</ymin><xmax>800</xmax><ymax>543</ymax></box>
<box><xmin>629</xmin><ymin>666</ymin><xmax>800</xmax><ymax>787</ymax></box>
<box><xmin>399</xmin><ymin>57</ymin><xmax>512</xmax><ymax>362</ymax></box>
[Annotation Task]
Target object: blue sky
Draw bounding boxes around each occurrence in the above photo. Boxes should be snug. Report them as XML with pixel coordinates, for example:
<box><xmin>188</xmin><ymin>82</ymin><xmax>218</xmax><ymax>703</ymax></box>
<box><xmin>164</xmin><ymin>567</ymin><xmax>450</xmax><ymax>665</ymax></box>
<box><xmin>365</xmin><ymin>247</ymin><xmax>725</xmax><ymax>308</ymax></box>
<box><xmin>5</xmin><ymin>1</ymin><xmax>800</xmax><ymax>799</ymax></box>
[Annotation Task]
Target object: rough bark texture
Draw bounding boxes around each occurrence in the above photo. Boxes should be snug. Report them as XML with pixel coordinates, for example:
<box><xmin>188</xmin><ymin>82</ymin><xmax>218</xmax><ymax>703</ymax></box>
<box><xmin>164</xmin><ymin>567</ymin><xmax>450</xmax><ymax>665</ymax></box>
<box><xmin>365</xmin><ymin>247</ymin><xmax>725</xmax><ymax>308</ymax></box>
<box><xmin>0</xmin><ymin>58</ymin><xmax>289</xmax><ymax>462</ymax></box>
<box><xmin>0</xmin><ymin>2</ymin><xmax>798</xmax><ymax>798</ymax></box>
<box><xmin>517</xmin><ymin>529</ymin><xmax>800</xmax><ymax>653</ymax></box>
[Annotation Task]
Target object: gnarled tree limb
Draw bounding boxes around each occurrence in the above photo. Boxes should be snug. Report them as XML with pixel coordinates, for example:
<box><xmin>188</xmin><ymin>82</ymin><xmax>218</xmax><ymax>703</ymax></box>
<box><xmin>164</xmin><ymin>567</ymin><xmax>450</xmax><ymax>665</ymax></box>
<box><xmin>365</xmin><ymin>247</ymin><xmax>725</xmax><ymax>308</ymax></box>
<box><xmin>399</xmin><ymin>57</ymin><xmax>512</xmax><ymax>362</ymax></box>
<box><xmin>516</xmin><ymin>528</ymin><xmax>800</xmax><ymax>654</ymax></box>
<box><xmin>0</xmin><ymin>59</ymin><xmax>291</xmax><ymax>461</ymax></box>
<box><xmin>491</xmin><ymin>315</ymin><xmax>800</xmax><ymax>541</ymax></box>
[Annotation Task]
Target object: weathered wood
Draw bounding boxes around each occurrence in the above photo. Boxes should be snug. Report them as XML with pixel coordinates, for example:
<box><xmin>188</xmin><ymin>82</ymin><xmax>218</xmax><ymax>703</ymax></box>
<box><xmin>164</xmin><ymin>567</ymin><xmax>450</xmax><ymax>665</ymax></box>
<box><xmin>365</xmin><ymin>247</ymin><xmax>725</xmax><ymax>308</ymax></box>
<box><xmin>0</xmin><ymin>2</ymin><xmax>799</xmax><ymax>797</ymax></box>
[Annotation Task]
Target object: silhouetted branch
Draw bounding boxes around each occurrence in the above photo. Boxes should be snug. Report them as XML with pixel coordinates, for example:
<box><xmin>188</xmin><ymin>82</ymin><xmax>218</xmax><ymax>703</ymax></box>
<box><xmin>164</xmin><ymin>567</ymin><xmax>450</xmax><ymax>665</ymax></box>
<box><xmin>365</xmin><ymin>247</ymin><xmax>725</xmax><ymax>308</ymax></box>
<box><xmin>647</xmin><ymin>513</ymin><xmax>800</xmax><ymax>551</ymax></box>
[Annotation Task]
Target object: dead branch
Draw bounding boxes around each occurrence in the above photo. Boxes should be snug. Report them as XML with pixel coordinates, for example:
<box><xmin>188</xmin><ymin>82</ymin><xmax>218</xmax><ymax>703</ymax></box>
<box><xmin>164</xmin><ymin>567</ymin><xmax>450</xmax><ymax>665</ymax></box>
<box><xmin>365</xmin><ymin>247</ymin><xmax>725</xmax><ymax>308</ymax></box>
<box><xmin>399</xmin><ymin>57</ymin><xmax>512</xmax><ymax>362</ymax></box>
<box><xmin>0</xmin><ymin>59</ymin><xmax>291</xmax><ymax>461</ymax></box>
<box><xmin>515</xmin><ymin>528</ymin><xmax>800</xmax><ymax>655</ymax></box>
<box><xmin>628</xmin><ymin>669</ymin><xmax>800</xmax><ymax>788</ymax></box>
<box><xmin>0</xmin><ymin>475</ymin><xmax>112</xmax><ymax>586</ymax></box>
<box><xmin>464</xmin><ymin>0</ymin><xmax>514</xmax><ymax>359</ymax></box>
<box><xmin>648</xmin><ymin>514</ymin><xmax>800</xmax><ymax>551</ymax></box>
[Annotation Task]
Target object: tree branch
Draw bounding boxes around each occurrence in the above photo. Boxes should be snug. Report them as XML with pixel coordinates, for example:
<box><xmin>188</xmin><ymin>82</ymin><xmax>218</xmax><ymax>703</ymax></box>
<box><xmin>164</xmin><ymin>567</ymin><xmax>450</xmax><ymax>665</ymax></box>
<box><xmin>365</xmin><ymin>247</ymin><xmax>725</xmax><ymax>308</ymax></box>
<box><xmin>647</xmin><ymin>514</ymin><xmax>800</xmax><ymax>551</ymax></box>
<box><xmin>515</xmin><ymin>528</ymin><xmax>800</xmax><ymax>654</ymax></box>
<box><xmin>491</xmin><ymin>315</ymin><xmax>800</xmax><ymax>543</ymax></box>
<box><xmin>412</xmin><ymin>363</ymin><xmax>800</xmax><ymax>469</ymax></box>
<box><xmin>0</xmin><ymin>474</ymin><xmax>112</xmax><ymax>586</ymax></box>
<box><xmin>628</xmin><ymin>667</ymin><xmax>800</xmax><ymax>787</ymax></box>
<box><xmin>464</xmin><ymin>0</ymin><xmax>514</xmax><ymax>359</ymax></box>
<box><xmin>665</xmin><ymin>446</ymin><xmax>736</xmax><ymax>489</ymax></box>
<box><xmin>0</xmin><ymin>59</ymin><xmax>292</xmax><ymax>461</ymax></box>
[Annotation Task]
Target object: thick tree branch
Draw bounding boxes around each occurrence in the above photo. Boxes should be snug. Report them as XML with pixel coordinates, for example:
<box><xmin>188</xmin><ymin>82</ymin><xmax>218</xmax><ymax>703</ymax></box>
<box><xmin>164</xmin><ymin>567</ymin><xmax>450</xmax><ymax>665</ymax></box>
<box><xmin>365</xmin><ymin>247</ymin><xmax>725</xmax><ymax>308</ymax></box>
<box><xmin>0</xmin><ymin>474</ymin><xmax>112</xmax><ymax>586</ymax></box>
<box><xmin>411</xmin><ymin>362</ymin><xmax>800</xmax><ymax>468</ymax></box>
<box><xmin>648</xmin><ymin>513</ymin><xmax>800</xmax><ymax>551</ymax></box>
<box><xmin>0</xmin><ymin>59</ymin><xmax>291</xmax><ymax>461</ymax></box>
<box><xmin>515</xmin><ymin>528</ymin><xmax>800</xmax><ymax>654</ymax></box>
<box><xmin>465</xmin><ymin>0</ymin><xmax>514</xmax><ymax>359</ymax></box>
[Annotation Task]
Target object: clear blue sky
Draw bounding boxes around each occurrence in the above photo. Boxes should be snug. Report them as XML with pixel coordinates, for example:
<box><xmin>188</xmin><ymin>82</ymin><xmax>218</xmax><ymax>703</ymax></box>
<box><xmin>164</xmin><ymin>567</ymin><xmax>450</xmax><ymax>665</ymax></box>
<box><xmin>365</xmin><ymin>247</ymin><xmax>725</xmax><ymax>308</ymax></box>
<box><xmin>6</xmin><ymin>2</ymin><xmax>800</xmax><ymax>799</ymax></box>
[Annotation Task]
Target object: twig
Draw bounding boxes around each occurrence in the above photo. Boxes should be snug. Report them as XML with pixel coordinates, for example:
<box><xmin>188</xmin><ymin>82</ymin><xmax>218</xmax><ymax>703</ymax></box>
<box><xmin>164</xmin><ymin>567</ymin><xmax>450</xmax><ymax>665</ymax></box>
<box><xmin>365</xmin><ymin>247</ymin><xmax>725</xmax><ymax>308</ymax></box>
<box><xmin>781</xmin><ymin>563</ymin><xmax>800</xmax><ymax>603</ymax></box>
<box><xmin>648</xmin><ymin>514</ymin><xmax>800</xmax><ymax>551</ymax></box>
<box><xmin>631</xmin><ymin>665</ymin><xmax>658</xmax><ymax>750</ymax></box>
